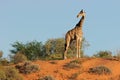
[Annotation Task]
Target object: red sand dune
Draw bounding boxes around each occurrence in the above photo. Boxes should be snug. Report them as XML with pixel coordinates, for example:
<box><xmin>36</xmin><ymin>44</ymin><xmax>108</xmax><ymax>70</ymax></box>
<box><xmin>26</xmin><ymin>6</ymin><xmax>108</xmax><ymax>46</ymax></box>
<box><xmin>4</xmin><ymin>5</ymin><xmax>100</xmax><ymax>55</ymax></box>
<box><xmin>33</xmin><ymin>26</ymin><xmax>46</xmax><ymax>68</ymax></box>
<box><xmin>21</xmin><ymin>58</ymin><xmax>120</xmax><ymax>80</ymax></box>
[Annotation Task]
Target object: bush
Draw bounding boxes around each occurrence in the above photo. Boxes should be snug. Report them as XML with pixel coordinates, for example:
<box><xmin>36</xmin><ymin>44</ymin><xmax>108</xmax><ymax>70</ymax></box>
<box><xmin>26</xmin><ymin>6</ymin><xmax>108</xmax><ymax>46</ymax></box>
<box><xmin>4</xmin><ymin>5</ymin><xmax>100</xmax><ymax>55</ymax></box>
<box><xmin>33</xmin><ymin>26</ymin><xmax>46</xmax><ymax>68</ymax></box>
<box><xmin>64</xmin><ymin>59</ymin><xmax>81</xmax><ymax>69</ymax></box>
<box><xmin>0</xmin><ymin>66</ymin><xmax>23</xmax><ymax>80</ymax></box>
<box><xmin>5</xmin><ymin>67</ymin><xmax>23</xmax><ymax>80</ymax></box>
<box><xmin>38</xmin><ymin>75</ymin><xmax>55</xmax><ymax>80</ymax></box>
<box><xmin>114</xmin><ymin>50</ymin><xmax>120</xmax><ymax>60</ymax></box>
<box><xmin>46</xmin><ymin>53</ymin><xmax>63</xmax><ymax>60</ymax></box>
<box><xmin>88</xmin><ymin>65</ymin><xmax>112</xmax><ymax>75</ymax></box>
<box><xmin>0</xmin><ymin>58</ymin><xmax>9</xmax><ymax>66</ymax></box>
<box><xmin>0</xmin><ymin>70</ymin><xmax>6</xmax><ymax>80</ymax></box>
<box><xmin>0</xmin><ymin>51</ymin><xmax>3</xmax><ymax>58</ymax></box>
<box><xmin>93</xmin><ymin>51</ymin><xmax>112</xmax><ymax>58</ymax></box>
<box><xmin>0</xmin><ymin>65</ymin><xmax>6</xmax><ymax>79</ymax></box>
<box><xmin>10</xmin><ymin>41</ymin><xmax>44</xmax><ymax>60</ymax></box>
<box><xmin>13</xmin><ymin>52</ymin><xmax>27</xmax><ymax>64</ymax></box>
<box><xmin>16</xmin><ymin>61</ymin><xmax>39</xmax><ymax>74</ymax></box>
<box><xmin>70</xmin><ymin>72</ymin><xmax>81</xmax><ymax>79</ymax></box>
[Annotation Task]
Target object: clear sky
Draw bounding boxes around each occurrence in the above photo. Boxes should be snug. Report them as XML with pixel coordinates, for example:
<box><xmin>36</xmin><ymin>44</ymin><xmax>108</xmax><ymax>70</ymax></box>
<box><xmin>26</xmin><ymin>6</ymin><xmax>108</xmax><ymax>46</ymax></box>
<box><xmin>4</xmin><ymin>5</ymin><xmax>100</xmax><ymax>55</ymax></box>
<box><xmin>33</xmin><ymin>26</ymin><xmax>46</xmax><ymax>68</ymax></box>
<box><xmin>0</xmin><ymin>0</ymin><xmax>120</xmax><ymax>57</ymax></box>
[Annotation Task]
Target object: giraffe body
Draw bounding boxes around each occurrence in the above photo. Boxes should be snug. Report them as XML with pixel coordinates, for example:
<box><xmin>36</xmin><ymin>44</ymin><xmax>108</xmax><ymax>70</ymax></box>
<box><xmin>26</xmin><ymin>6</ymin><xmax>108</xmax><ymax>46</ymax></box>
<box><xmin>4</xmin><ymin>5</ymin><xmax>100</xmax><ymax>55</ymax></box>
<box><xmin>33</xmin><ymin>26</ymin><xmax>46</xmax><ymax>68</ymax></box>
<box><xmin>63</xmin><ymin>9</ymin><xmax>86</xmax><ymax>59</ymax></box>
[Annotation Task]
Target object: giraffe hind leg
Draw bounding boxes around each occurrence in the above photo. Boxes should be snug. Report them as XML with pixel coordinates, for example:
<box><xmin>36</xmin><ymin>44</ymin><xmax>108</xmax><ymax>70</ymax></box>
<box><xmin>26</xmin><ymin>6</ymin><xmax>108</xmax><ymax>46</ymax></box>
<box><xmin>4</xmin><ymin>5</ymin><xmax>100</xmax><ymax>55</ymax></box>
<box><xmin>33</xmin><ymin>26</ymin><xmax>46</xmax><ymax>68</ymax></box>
<box><xmin>63</xmin><ymin>43</ymin><xmax>67</xmax><ymax>59</ymax></box>
<box><xmin>63</xmin><ymin>41</ymin><xmax>70</xmax><ymax>59</ymax></box>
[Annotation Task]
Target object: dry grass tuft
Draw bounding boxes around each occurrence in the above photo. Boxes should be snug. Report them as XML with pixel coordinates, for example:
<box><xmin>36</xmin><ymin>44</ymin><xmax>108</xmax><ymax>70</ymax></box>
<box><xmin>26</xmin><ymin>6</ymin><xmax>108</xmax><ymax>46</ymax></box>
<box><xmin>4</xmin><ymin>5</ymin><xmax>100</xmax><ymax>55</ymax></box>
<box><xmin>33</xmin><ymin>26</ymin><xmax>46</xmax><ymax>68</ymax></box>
<box><xmin>88</xmin><ymin>65</ymin><xmax>112</xmax><ymax>75</ymax></box>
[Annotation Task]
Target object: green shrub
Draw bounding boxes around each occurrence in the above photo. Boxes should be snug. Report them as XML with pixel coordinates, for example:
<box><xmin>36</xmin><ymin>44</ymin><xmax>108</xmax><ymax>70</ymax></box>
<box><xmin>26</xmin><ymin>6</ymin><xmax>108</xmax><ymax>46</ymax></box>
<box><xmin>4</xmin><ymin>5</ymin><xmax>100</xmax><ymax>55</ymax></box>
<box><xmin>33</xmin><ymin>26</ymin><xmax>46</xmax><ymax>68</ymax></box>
<box><xmin>88</xmin><ymin>65</ymin><xmax>112</xmax><ymax>75</ymax></box>
<box><xmin>10</xmin><ymin>41</ymin><xmax>44</xmax><ymax>60</ymax></box>
<box><xmin>16</xmin><ymin>61</ymin><xmax>39</xmax><ymax>74</ymax></box>
<box><xmin>13</xmin><ymin>52</ymin><xmax>27</xmax><ymax>64</ymax></box>
<box><xmin>38</xmin><ymin>75</ymin><xmax>55</xmax><ymax>80</ymax></box>
<box><xmin>93</xmin><ymin>51</ymin><xmax>112</xmax><ymax>58</ymax></box>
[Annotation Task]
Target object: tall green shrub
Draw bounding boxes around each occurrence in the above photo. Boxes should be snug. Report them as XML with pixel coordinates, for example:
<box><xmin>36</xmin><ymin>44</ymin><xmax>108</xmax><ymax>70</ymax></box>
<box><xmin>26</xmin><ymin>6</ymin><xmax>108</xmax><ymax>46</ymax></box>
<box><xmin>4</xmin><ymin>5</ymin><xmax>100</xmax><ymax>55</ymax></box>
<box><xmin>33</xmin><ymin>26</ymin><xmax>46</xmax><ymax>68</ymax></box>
<box><xmin>44</xmin><ymin>38</ymin><xmax>65</xmax><ymax>56</ymax></box>
<box><xmin>10</xmin><ymin>41</ymin><xmax>44</xmax><ymax>60</ymax></box>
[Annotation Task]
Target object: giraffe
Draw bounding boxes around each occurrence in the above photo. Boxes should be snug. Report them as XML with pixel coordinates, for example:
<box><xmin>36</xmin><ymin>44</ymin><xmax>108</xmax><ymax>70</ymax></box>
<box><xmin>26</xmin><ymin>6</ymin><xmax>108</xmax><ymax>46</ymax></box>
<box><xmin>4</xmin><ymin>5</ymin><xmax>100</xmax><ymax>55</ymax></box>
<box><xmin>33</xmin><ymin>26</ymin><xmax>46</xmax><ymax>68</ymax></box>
<box><xmin>63</xmin><ymin>9</ymin><xmax>86</xmax><ymax>59</ymax></box>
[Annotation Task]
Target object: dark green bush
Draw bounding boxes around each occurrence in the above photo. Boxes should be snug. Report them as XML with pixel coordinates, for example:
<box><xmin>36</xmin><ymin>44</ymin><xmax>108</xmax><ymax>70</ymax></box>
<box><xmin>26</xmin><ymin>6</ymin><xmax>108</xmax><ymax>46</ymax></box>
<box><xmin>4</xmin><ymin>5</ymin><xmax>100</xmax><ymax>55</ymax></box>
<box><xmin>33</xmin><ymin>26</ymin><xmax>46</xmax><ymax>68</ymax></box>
<box><xmin>16</xmin><ymin>61</ymin><xmax>39</xmax><ymax>74</ymax></box>
<box><xmin>10</xmin><ymin>41</ymin><xmax>44</xmax><ymax>60</ymax></box>
<box><xmin>88</xmin><ymin>65</ymin><xmax>112</xmax><ymax>75</ymax></box>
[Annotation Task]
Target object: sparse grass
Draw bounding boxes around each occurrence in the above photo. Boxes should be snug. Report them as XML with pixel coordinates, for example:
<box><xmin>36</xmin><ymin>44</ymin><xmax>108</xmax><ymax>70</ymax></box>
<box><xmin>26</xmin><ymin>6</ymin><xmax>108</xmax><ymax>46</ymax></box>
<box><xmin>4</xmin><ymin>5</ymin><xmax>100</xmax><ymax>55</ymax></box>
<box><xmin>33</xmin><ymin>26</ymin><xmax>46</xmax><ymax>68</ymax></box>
<box><xmin>93</xmin><ymin>51</ymin><xmax>112</xmax><ymax>58</ymax></box>
<box><xmin>16</xmin><ymin>61</ymin><xmax>40</xmax><ymax>74</ymax></box>
<box><xmin>64</xmin><ymin>59</ymin><xmax>82</xmax><ymax>69</ymax></box>
<box><xmin>38</xmin><ymin>75</ymin><xmax>55</xmax><ymax>80</ymax></box>
<box><xmin>41</xmin><ymin>53</ymin><xmax>63</xmax><ymax>60</ymax></box>
<box><xmin>50</xmin><ymin>61</ymin><xmax>57</xmax><ymax>64</ymax></box>
<box><xmin>69</xmin><ymin>71</ymin><xmax>81</xmax><ymax>79</ymax></box>
<box><xmin>88</xmin><ymin>65</ymin><xmax>112</xmax><ymax>75</ymax></box>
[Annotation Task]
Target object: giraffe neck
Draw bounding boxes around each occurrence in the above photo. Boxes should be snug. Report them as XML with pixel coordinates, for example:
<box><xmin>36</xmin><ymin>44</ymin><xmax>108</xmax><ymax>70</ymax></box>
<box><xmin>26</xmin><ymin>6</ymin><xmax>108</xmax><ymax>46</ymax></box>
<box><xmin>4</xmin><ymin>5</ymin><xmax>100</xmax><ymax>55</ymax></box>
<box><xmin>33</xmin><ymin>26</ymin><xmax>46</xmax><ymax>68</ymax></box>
<box><xmin>76</xmin><ymin>15</ymin><xmax>85</xmax><ymax>29</ymax></box>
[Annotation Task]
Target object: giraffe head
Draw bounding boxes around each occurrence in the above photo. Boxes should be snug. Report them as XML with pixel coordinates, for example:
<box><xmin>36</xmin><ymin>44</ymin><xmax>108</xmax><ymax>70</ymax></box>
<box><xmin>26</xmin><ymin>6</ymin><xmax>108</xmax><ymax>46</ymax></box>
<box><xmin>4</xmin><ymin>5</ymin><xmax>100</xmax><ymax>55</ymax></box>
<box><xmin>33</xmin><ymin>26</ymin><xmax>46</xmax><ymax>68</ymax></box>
<box><xmin>77</xmin><ymin>9</ymin><xmax>86</xmax><ymax>18</ymax></box>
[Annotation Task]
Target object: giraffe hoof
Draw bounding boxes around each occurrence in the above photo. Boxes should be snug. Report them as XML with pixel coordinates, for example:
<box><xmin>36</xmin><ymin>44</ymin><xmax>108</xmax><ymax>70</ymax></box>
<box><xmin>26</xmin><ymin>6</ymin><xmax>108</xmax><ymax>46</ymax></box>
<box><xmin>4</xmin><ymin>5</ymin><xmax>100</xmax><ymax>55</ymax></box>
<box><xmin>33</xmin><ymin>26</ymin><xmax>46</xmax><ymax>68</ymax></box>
<box><xmin>64</xmin><ymin>56</ymin><xmax>67</xmax><ymax>60</ymax></box>
<box><xmin>76</xmin><ymin>55</ymin><xmax>78</xmax><ymax>58</ymax></box>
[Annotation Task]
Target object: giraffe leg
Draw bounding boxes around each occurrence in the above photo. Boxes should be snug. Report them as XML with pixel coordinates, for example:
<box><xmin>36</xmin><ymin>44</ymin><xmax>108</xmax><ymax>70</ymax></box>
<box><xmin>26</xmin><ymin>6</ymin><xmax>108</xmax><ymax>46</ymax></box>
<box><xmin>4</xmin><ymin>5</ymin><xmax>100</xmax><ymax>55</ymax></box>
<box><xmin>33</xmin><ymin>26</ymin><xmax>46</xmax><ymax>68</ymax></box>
<box><xmin>78</xmin><ymin>38</ymin><xmax>82</xmax><ymax>58</ymax></box>
<box><xmin>76</xmin><ymin>39</ymin><xmax>79</xmax><ymax>58</ymax></box>
<box><xmin>63</xmin><ymin>38</ymin><xmax>70</xmax><ymax>59</ymax></box>
<box><xmin>64</xmin><ymin>43</ymin><xmax>69</xmax><ymax>59</ymax></box>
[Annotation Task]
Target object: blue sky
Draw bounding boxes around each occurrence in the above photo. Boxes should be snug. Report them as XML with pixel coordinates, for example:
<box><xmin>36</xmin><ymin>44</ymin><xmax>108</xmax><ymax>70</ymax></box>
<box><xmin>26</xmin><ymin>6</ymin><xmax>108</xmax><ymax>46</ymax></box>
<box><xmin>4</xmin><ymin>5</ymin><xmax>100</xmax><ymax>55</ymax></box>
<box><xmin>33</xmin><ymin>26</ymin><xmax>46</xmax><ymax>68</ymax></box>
<box><xmin>0</xmin><ymin>0</ymin><xmax>120</xmax><ymax>57</ymax></box>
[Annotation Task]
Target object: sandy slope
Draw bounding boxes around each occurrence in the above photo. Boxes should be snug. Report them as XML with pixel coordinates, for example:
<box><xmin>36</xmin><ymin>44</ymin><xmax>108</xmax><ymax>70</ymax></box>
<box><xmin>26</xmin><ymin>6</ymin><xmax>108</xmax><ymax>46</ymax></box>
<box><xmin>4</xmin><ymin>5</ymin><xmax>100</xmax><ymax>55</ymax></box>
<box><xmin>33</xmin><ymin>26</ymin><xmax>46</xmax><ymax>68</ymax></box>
<box><xmin>21</xmin><ymin>58</ymin><xmax>120</xmax><ymax>80</ymax></box>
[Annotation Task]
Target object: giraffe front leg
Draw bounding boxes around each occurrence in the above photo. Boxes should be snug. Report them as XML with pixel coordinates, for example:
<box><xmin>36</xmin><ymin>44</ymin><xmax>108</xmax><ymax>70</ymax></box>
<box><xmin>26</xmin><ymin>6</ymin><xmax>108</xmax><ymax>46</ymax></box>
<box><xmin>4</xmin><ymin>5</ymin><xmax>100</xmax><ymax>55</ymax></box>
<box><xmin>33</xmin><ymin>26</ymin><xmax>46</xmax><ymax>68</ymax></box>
<box><xmin>78</xmin><ymin>43</ymin><xmax>81</xmax><ymax>58</ymax></box>
<box><xmin>78</xmin><ymin>38</ymin><xmax>82</xmax><ymax>58</ymax></box>
<box><xmin>76</xmin><ymin>39</ymin><xmax>79</xmax><ymax>58</ymax></box>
